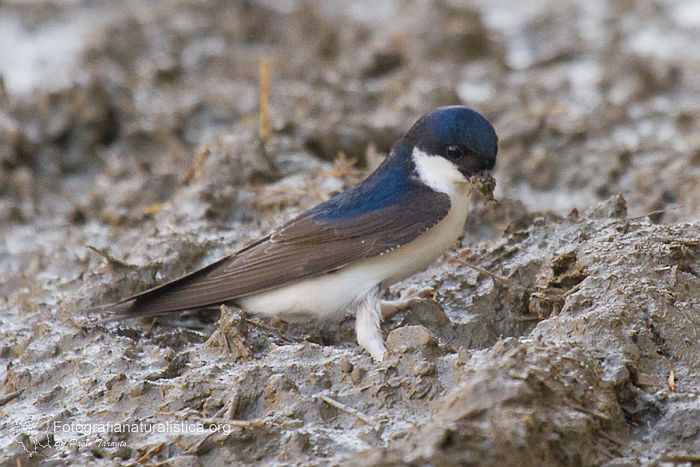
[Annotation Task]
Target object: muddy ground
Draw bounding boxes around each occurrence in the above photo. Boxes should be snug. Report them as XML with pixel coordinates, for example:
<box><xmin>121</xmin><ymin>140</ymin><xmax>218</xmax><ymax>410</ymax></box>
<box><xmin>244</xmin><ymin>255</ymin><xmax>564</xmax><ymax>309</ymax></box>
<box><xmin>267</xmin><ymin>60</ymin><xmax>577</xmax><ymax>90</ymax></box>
<box><xmin>1</xmin><ymin>1</ymin><xmax>700</xmax><ymax>465</ymax></box>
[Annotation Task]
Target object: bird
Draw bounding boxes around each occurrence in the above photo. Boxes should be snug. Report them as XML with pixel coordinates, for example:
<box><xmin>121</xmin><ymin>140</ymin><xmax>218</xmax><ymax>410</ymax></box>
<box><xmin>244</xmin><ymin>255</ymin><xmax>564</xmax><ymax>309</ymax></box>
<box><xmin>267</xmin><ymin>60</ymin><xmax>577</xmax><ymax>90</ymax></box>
<box><xmin>93</xmin><ymin>105</ymin><xmax>498</xmax><ymax>361</ymax></box>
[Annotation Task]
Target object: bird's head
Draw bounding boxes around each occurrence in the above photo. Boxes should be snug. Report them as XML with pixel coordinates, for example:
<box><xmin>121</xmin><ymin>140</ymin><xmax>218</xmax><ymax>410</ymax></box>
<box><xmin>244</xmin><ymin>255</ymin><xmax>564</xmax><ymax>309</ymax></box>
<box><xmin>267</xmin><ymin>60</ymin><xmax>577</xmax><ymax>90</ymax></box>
<box><xmin>396</xmin><ymin>106</ymin><xmax>497</xmax><ymax>191</ymax></box>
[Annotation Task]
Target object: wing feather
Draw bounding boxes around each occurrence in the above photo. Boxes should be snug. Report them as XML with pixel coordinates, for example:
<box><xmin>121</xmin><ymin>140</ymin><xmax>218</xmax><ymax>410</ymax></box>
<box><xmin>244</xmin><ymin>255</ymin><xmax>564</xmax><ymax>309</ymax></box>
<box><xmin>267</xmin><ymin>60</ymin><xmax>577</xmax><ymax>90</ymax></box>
<box><xmin>97</xmin><ymin>183</ymin><xmax>451</xmax><ymax>318</ymax></box>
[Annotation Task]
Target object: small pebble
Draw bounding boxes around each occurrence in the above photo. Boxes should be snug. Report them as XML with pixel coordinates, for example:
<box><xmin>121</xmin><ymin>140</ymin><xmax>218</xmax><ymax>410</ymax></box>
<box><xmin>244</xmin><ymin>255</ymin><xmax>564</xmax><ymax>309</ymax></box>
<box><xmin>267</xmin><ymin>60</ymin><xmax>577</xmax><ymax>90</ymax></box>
<box><xmin>339</xmin><ymin>357</ymin><xmax>353</xmax><ymax>374</ymax></box>
<box><xmin>350</xmin><ymin>367</ymin><xmax>366</xmax><ymax>385</ymax></box>
<box><xmin>386</xmin><ymin>325</ymin><xmax>437</xmax><ymax>353</ymax></box>
<box><xmin>128</xmin><ymin>382</ymin><xmax>147</xmax><ymax>397</ymax></box>
<box><xmin>412</xmin><ymin>361</ymin><xmax>436</xmax><ymax>377</ymax></box>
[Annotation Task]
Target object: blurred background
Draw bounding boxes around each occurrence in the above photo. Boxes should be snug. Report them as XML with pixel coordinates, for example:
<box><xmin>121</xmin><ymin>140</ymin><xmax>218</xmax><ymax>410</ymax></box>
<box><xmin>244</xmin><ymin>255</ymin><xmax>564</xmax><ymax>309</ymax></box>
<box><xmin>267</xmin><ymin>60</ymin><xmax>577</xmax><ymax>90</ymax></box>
<box><xmin>1</xmin><ymin>0</ymin><xmax>700</xmax><ymax>232</ymax></box>
<box><xmin>3</xmin><ymin>2</ymin><xmax>700</xmax><ymax>465</ymax></box>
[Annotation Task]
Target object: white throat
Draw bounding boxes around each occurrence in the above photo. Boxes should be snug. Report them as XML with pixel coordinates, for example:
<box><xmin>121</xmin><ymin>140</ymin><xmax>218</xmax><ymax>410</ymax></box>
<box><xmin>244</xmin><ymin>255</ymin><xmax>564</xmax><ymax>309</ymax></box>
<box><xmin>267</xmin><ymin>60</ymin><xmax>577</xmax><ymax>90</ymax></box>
<box><xmin>411</xmin><ymin>147</ymin><xmax>467</xmax><ymax>195</ymax></box>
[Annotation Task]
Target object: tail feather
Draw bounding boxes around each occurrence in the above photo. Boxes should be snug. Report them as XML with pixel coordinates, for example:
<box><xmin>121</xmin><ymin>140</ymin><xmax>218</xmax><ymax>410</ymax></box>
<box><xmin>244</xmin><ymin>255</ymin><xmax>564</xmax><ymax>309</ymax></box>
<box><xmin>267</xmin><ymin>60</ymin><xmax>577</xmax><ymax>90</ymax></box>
<box><xmin>89</xmin><ymin>257</ymin><xmax>233</xmax><ymax>321</ymax></box>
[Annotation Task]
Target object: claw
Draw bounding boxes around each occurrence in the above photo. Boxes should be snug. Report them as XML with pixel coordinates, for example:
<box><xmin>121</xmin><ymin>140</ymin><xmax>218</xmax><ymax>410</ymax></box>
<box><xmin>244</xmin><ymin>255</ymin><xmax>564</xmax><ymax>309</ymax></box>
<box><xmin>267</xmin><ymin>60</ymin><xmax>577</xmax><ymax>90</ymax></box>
<box><xmin>381</xmin><ymin>286</ymin><xmax>436</xmax><ymax>319</ymax></box>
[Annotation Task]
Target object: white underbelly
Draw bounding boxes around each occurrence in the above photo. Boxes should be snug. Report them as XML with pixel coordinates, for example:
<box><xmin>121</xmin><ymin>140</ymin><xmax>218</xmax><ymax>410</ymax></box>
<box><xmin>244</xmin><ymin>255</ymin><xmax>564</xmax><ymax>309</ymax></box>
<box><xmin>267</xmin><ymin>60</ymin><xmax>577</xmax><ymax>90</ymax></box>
<box><xmin>238</xmin><ymin>186</ymin><xmax>471</xmax><ymax>322</ymax></box>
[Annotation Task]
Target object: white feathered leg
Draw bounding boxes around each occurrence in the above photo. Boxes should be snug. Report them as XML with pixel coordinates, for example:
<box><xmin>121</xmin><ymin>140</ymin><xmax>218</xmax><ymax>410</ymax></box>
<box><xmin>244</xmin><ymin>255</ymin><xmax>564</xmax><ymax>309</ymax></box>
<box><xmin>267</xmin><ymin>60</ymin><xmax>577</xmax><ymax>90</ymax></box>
<box><xmin>355</xmin><ymin>285</ymin><xmax>386</xmax><ymax>362</ymax></box>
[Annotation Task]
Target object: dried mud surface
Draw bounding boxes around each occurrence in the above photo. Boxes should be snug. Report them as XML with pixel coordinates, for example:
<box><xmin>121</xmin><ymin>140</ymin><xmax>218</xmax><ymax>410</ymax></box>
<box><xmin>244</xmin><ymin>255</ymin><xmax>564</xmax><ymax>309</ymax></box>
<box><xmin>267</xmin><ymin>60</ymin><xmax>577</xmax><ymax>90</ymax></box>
<box><xmin>1</xmin><ymin>1</ymin><xmax>700</xmax><ymax>466</ymax></box>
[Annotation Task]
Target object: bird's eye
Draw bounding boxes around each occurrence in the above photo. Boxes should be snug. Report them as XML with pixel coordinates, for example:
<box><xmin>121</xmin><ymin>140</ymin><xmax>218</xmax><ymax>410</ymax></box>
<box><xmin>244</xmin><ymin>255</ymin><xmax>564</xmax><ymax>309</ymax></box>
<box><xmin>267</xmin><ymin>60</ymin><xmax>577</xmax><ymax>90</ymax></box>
<box><xmin>445</xmin><ymin>145</ymin><xmax>464</xmax><ymax>160</ymax></box>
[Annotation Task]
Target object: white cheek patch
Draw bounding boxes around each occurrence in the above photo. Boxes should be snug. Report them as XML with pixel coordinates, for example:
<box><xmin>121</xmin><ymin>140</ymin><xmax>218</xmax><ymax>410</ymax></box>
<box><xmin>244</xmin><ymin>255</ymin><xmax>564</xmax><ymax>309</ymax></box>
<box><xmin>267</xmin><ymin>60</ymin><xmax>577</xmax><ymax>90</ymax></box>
<box><xmin>412</xmin><ymin>147</ymin><xmax>466</xmax><ymax>194</ymax></box>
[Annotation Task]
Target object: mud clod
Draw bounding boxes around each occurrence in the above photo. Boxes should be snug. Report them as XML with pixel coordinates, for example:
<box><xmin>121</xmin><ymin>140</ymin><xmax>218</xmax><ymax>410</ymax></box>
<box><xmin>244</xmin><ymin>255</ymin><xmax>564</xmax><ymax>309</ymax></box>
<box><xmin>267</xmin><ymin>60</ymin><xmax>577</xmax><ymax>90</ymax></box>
<box><xmin>386</xmin><ymin>325</ymin><xmax>438</xmax><ymax>354</ymax></box>
<box><xmin>2</xmin><ymin>1</ymin><xmax>700</xmax><ymax>465</ymax></box>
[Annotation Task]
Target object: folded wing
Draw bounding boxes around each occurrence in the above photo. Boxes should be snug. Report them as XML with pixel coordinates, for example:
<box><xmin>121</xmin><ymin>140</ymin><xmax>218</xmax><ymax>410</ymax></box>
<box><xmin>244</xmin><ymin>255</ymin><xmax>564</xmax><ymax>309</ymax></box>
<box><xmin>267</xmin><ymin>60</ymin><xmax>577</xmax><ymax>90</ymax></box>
<box><xmin>96</xmin><ymin>183</ymin><xmax>450</xmax><ymax>319</ymax></box>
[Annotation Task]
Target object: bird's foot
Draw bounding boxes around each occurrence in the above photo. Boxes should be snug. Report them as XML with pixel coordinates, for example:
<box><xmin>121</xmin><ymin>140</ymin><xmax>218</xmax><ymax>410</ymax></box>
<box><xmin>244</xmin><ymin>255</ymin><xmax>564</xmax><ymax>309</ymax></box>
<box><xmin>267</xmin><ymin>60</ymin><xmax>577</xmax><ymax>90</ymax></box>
<box><xmin>381</xmin><ymin>286</ymin><xmax>435</xmax><ymax>319</ymax></box>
